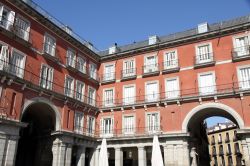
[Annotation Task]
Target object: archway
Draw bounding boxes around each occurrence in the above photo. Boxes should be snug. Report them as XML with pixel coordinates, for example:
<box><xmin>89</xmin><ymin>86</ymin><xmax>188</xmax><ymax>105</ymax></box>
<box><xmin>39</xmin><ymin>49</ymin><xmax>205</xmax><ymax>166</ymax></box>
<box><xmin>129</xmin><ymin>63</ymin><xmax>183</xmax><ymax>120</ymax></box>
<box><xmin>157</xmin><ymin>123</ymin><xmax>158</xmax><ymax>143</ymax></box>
<box><xmin>15</xmin><ymin>99</ymin><xmax>60</xmax><ymax>166</ymax></box>
<box><xmin>182</xmin><ymin>103</ymin><xmax>244</xmax><ymax>166</ymax></box>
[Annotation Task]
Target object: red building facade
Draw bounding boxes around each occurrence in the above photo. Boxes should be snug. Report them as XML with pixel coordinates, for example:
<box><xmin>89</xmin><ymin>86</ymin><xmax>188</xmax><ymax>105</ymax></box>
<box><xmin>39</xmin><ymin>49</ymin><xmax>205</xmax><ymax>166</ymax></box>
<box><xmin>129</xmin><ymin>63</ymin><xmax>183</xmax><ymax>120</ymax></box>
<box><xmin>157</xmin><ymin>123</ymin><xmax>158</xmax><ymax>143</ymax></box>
<box><xmin>1</xmin><ymin>0</ymin><xmax>250</xmax><ymax>166</ymax></box>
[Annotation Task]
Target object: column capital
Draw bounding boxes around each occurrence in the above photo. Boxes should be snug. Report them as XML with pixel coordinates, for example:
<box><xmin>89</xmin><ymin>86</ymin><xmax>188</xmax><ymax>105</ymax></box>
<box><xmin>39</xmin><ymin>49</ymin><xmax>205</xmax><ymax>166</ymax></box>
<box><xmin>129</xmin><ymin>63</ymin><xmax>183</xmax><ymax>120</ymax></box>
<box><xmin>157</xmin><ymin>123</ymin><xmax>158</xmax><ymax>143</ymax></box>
<box><xmin>114</xmin><ymin>146</ymin><xmax>122</xmax><ymax>150</ymax></box>
<box><xmin>137</xmin><ymin>146</ymin><xmax>145</xmax><ymax>150</ymax></box>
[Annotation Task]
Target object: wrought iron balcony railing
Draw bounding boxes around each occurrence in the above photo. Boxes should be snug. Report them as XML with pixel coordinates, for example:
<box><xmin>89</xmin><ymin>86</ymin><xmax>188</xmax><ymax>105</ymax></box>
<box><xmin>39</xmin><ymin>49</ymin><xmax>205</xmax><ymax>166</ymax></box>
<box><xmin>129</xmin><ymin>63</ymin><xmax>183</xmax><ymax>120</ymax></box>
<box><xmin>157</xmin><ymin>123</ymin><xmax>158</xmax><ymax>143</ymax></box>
<box><xmin>142</xmin><ymin>63</ymin><xmax>160</xmax><ymax>76</ymax></box>
<box><xmin>162</xmin><ymin>59</ymin><xmax>180</xmax><ymax>74</ymax></box>
<box><xmin>100</xmin><ymin>72</ymin><xmax>116</xmax><ymax>83</ymax></box>
<box><xmin>232</xmin><ymin>45</ymin><xmax>250</xmax><ymax>61</ymax></box>
<box><xmin>194</xmin><ymin>53</ymin><xmax>215</xmax><ymax>68</ymax></box>
<box><xmin>0</xmin><ymin>58</ymin><xmax>98</xmax><ymax>108</ymax></box>
<box><xmin>121</xmin><ymin>68</ymin><xmax>137</xmax><ymax>80</ymax></box>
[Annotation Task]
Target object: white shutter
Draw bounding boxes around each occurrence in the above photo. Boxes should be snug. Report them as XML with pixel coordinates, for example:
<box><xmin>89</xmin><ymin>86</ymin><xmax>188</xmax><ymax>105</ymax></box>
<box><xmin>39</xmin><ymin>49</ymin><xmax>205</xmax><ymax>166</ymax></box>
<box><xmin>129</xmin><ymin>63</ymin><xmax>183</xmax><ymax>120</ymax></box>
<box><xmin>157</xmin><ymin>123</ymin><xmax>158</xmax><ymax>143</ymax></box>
<box><xmin>40</xmin><ymin>65</ymin><xmax>47</xmax><ymax>88</ymax></box>
<box><xmin>199</xmin><ymin>73</ymin><xmax>215</xmax><ymax>95</ymax></box>
<box><xmin>124</xmin><ymin>86</ymin><xmax>135</xmax><ymax>104</ymax></box>
<box><xmin>166</xmin><ymin>78</ymin><xmax>179</xmax><ymax>98</ymax></box>
<box><xmin>240</xmin><ymin>67</ymin><xmax>250</xmax><ymax>89</ymax></box>
<box><xmin>6</xmin><ymin>11</ymin><xmax>15</xmax><ymax>30</ymax></box>
<box><xmin>0</xmin><ymin>6</ymin><xmax>3</xmax><ymax>21</ymax></box>
<box><xmin>146</xmin><ymin>82</ymin><xmax>159</xmax><ymax>101</ymax></box>
<box><xmin>100</xmin><ymin>118</ymin><xmax>103</xmax><ymax>136</ymax></box>
<box><xmin>111</xmin><ymin>118</ymin><xmax>114</xmax><ymax>135</ymax></box>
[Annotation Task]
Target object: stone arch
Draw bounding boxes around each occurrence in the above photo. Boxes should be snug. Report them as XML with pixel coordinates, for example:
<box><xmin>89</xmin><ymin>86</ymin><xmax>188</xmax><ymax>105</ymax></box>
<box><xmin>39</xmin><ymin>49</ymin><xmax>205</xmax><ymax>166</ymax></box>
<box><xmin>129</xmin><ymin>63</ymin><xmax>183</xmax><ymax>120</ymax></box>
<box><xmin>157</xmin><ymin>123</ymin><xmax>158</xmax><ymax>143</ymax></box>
<box><xmin>21</xmin><ymin>97</ymin><xmax>61</xmax><ymax>131</ymax></box>
<box><xmin>182</xmin><ymin>102</ymin><xmax>245</xmax><ymax>132</ymax></box>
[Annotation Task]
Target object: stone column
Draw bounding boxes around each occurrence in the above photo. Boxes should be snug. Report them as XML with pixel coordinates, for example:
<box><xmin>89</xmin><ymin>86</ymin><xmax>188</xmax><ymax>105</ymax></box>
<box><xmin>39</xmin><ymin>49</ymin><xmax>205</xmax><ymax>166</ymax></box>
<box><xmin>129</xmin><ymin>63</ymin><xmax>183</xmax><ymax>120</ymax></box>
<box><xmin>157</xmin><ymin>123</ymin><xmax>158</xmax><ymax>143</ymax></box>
<box><xmin>164</xmin><ymin>144</ymin><xmax>174</xmax><ymax>166</ymax></box>
<box><xmin>94</xmin><ymin>148</ymin><xmax>100</xmax><ymax>166</ymax></box>
<box><xmin>242</xmin><ymin>140</ymin><xmax>250</xmax><ymax>165</ymax></box>
<box><xmin>138</xmin><ymin>146</ymin><xmax>146</xmax><ymax>166</ymax></box>
<box><xmin>115</xmin><ymin>147</ymin><xmax>123</xmax><ymax>166</ymax></box>
<box><xmin>183</xmin><ymin>142</ymin><xmax>190</xmax><ymax>166</ymax></box>
<box><xmin>52</xmin><ymin>141</ymin><xmax>72</xmax><ymax>166</ymax></box>
<box><xmin>77</xmin><ymin>146</ymin><xmax>86</xmax><ymax>166</ymax></box>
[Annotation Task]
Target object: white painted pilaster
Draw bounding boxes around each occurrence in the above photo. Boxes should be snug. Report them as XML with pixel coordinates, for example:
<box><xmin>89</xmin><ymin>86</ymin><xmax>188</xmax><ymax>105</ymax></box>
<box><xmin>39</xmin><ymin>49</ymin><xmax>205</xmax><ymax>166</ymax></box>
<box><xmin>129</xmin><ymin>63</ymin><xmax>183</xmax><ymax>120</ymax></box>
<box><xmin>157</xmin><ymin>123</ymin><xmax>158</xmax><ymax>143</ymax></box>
<box><xmin>77</xmin><ymin>146</ymin><xmax>86</xmax><ymax>166</ymax></box>
<box><xmin>138</xmin><ymin>146</ymin><xmax>146</xmax><ymax>166</ymax></box>
<box><xmin>115</xmin><ymin>147</ymin><xmax>123</xmax><ymax>166</ymax></box>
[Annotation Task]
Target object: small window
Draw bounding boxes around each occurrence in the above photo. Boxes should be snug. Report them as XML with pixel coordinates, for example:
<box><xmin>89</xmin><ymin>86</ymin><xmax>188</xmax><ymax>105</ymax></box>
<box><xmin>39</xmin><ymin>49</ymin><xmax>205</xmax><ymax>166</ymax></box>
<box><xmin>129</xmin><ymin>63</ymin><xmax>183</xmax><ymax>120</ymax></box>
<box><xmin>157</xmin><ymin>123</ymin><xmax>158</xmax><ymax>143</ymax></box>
<box><xmin>144</xmin><ymin>55</ymin><xmax>158</xmax><ymax>73</ymax></box>
<box><xmin>103</xmin><ymin>64</ymin><xmax>115</xmax><ymax>81</ymax></box>
<box><xmin>145</xmin><ymin>81</ymin><xmax>159</xmax><ymax>102</ymax></box>
<box><xmin>88</xmin><ymin>86</ymin><xmax>96</xmax><ymax>106</ymax></box>
<box><xmin>233</xmin><ymin>35</ymin><xmax>249</xmax><ymax>57</ymax></box>
<box><xmin>165</xmin><ymin>77</ymin><xmax>179</xmax><ymax>99</ymax></box>
<box><xmin>44</xmin><ymin>34</ymin><xmax>56</xmax><ymax>56</ymax></box>
<box><xmin>103</xmin><ymin>88</ymin><xmax>114</xmax><ymax>107</ymax></box>
<box><xmin>238</xmin><ymin>66</ymin><xmax>250</xmax><ymax>90</ymax></box>
<box><xmin>148</xmin><ymin>35</ymin><xmax>158</xmax><ymax>45</ymax></box>
<box><xmin>123</xmin><ymin>59</ymin><xmax>135</xmax><ymax>77</ymax></box>
<box><xmin>64</xmin><ymin>76</ymin><xmax>74</xmax><ymax>97</ymax></box>
<box><xmin>77</xmin><ymin>56</ymin><xmax>86</xmax><ymax>73</ymax></box>
<box><xmin>40</xmin><ymin>64</ymin><xmax>53</xmax><ymax>90</ymax></box>
<box><xmin>74</xmin><ymin>111</ymin><xmax>84</xmax><ymax>134</ymax></box>
<box><xmin>14</xmin><ymin>15</ymin><xmax>30</xmax><ymax>41</ymax></box>
<box><xmin>195</xmin><ymin>43</ymin><xmax>213</xmax><ymax>64</ymax></box>
<box><xmin>100</xmin><ymin>117</ymin><xmax>114</xmax><ymax>137</ymax></box>
<box><xmin>0</xmin><ymin>6</ymin><xmax>15</xmax><ymax>31</ymax></box>
<box><xmin>66</xmin><ymin>48</ymin><xmax>76</xmax><ymax>68</ymax></box>
<box><xmin>87</xmin><ymin>116</ymin><xmax>95</xmax><ymax>135</ymax></box>
<box><xmin>9</xmin><ymin>50</ymin><xmax>26</xmax><ymax>78</ymax></box>
<box><xmin>89</xmin><ymin>62</ymin><xmax>97</xmax><ymax>80</ymax></box>
<box><xmin>164</xmin><ymin>50</ymin><xmax>178</xmax><ymax>69</ymax></box>
<box><xmin>123</xmin><ymin>85</ymin><xmax>135</xmax><ymax>105</ymax></box>
<box><xmin>147</xmin><ymin>112</ymin><xmax>160</xmax><ymax>133</ymax></box>
<box><xmin>198</xmin><ymin>22</ymin><xmax>208</xmax><ymax>34</ymax></box>
<box><xmin>75</xmin><ymin>80</ymin><xmax>84</xmax><ymax>102</ymax></box>
<box><xmin>123</xmin><ymin>115</ymin><xmax>135</xmax><ymax>134</ymax></box>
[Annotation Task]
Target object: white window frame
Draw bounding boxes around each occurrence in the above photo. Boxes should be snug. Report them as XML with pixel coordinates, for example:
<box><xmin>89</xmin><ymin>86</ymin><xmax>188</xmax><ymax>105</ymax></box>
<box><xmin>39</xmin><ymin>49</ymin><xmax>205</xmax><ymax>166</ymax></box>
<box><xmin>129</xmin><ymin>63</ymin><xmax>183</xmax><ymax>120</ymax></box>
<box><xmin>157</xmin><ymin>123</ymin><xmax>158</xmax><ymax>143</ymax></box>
<box><xmin>88</xmin><ymin>86</ymin><xmax>96</xmax><ymax>106</ymax></box>
<box><xmin>14</xmin><ymin>14</ymin><xmax>30</xmax><ymax>41</ymax></box>
<box><xmin>66</xmin><ymin>48</ymin><xmax>76</xmax><ymax>68</ymax></box>
<box><xmin>123</xmin><ymin>84</ymin><xmax>136</xmax><ymax>105</ymax></box>
<box><xmin>237</xmin><ymin>64</ymin><xmax>250</xmax><ymax>90</ymax></box>
<box><xmin>146</xmin><ymin>112</ymin><xmax>160</xmax><ymax>133</ymax></box>
<box><xmin>89</xmin><ymin>61</ymin><xmax>97</xmax><ymax>80</ymax></box>
<box><xmin>123</xmin><ymin>58</ymin><xmax>136</xmax><ymax>77</ymax></box>
<box><xmin>103</xmin><ymin>63</ymin><xmax>115</xmax><ymax>81</ymax></box>
<box><xmin>165</xmin><ymin>77</ymin><xmax>180</xmax><ymax>99</ymax></box>
<box><xmin>39</xmin><ymin>63</ymin><xmax>54</xmax><ymax>90</ymax></box>
<box><xmin>233</xmin><ymin>34</ymin><xmax>250</xmax><ymax>57</ymax></box>
<box><xmin>100</xmin><ymin>116</ymin><xmax>114</xmax><ymax>137</ymax></box>
<box><xmin>10</xmin><ymin>48</ymin><xmax>26</xmax><ymax>78</ymax></box>
<box><xmin>0</xmin><ymin>41</ymin><xmax>9</xmax><ymax>71</ymax></box>
<box><xmin>43</xmin><ymin>33</ymin><xmax>56</xmax><ymax>56</ymax></box>
<box><xmin>64</xmin><ymin>75</ymin><xmax>74</xmax><ymax>98</ymax></box>
<box><xmin>198</xmin><ymin>71</ymin><xmax>216</xmax><ymax>95</ymax></box>
<box><xmin>145</xmin><ymin>80</ymin><xmax>159</xmax><ymax>102</ymax></box>
<box><xmin>74</xmin><ymin>111</ymin><xmax>84</xmax><ymax>134</ymax></box>
<box><xmin>75</xmin><ymin>80</ymin><xmax>85</xmax><ymax>102</ymax></box>
<box><xmin>195</xmin><ymin>42</ymin><xmax>213</xmax><ymax>64</ymax></box>
<box><xmin>0</xmin><ymin>4</ymin><xmax>15</xmax><ymax>31</ymax></box>
<box><xmin>144</xmin><ymin>54</ymin><xmax>158</xmax><ymax>73</ymax></box>
<box><xmin>103</xmin><ymin>87</ymin><xmax>115</xmax><ymax>107</ymax></box>
<box><xmin>122</xmin><ymin>114</ymin><xmax>136</xmax><ymax>135</ymax></box>
<box><xmin>77</xmin><ymin>55</ymin><xmax>86</xmax><ymax>74</ymax></box>
<box><xmin>163</xmin><ymin>50</ymin><xmax>178</xmax><ymax>69</ymax></box>
<box><xmin>87</xmin><ymin>115</ymin><xmax>95</xmax><ymax>136</ymax></box>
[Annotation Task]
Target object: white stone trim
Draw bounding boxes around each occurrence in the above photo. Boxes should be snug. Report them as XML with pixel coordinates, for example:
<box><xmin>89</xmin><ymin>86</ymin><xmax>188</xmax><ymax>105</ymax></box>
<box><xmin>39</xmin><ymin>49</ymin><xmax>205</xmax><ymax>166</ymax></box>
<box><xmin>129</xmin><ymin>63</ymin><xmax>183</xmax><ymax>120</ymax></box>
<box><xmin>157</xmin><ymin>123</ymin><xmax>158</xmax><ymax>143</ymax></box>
<box><xmin>181</xmin><ymin>102</ymin><xmax>245</xmax><ymax>132</ymax></box>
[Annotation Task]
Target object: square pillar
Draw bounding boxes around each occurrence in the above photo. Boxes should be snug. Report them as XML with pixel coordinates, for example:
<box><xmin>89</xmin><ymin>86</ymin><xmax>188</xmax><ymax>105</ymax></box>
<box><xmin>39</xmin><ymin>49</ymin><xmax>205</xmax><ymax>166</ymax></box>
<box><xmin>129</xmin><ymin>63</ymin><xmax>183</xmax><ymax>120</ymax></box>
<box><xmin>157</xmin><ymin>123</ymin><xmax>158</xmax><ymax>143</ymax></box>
<box><xmin>0</xmin><ymin>136</ymin><xmax>19</xmax><ymax>166</ymax></box>
<box><xmin>138</xmin><ymin>146</ymin><xmax>146</xmax><ymax>166</ymax></box>
<box><xmin>94</xmin><ymin>148</ymin><xmax>100</xmax><ymax>166</ymax></box>
<box><xmin>163</xmin><ymin>144</ymin><xmax>174</xmax><ymax>165</ymax></box>
<box><xmin>115</xmin><ymin>147</ymin><xmax>123</xmax><ymax>166</ymax></box>
<box><xmin>52</xmin><ymin>142</ymin><xmax>72</xmax><ymax>166</ymax></box>
<box><xmin>77</xmin><ymin>146</ymin><xmax>86</xmax><ymax>166</ymax></box>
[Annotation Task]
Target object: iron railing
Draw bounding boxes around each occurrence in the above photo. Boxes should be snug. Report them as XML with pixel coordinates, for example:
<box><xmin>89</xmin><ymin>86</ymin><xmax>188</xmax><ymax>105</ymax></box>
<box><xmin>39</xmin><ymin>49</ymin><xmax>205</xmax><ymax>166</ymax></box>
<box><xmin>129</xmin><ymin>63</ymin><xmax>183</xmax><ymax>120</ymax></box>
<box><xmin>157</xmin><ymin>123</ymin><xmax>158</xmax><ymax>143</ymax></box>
<box><xmin>0</xmin><ymin>58</ymin><xmax>98</xmax><ymax>107</ymax></box>
<box><xmin>142</xmin><ymin>63</ymin><xmax>160</xmax><ymax>75</ymax></box>
<box><xmin>194</xmin><ymin>52</ymin><xmax>215</xmax><ymax>66</ymax></box>
<box><xmin>100</xmin><ymin>72</ymin><xmax>116</xmax><ymax>83</ymax></box>
<box><xmin>121</xmin><ymin>68</ymin><xmax>137</xmax><ymax>79</ymax></box>
<box><xmin>232</xmin><ymin>45</ymin><xmax>250</xmax><ymax>60</ymax></box>
<box><xmin>162</xmin><ymin>59</ymin><xmax>179</xmax><ymax>70</ymax></box>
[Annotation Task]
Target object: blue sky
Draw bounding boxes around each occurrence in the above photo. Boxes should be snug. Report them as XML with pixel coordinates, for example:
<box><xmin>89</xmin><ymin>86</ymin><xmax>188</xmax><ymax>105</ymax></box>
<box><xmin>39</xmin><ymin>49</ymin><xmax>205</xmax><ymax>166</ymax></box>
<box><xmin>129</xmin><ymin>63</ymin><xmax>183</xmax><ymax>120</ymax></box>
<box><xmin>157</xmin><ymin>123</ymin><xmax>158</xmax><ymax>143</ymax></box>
<box><xmin>33</xmin><ymin>0</ymin><xmax>250</xmax><ymax>51</ymax></box>
<box><xmin>31</xmin><ymin>0</ymin><xmax>249</xmax><ymax>126</ymax></box>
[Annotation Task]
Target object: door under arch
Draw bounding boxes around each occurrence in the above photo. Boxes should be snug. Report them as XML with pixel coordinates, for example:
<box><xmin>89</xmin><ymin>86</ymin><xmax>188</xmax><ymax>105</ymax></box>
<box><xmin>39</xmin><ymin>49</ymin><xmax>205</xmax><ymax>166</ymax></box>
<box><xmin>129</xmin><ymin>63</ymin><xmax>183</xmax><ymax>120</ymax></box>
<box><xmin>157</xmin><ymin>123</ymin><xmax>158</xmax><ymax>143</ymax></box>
<box><xmin>15</xmin><ymin>102</ymin><xmax>56</xmax><ymax>166</ymax></box>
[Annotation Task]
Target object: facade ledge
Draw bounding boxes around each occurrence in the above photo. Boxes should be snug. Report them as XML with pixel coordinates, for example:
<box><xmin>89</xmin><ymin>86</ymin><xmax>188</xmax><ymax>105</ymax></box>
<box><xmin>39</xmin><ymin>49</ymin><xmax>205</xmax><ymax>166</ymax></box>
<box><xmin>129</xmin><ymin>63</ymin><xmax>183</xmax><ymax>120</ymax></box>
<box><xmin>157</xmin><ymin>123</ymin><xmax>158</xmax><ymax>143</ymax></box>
<box><xmin>162</xmin><ymin>67</ymin><xmax>180</xmax><ymax>74</ymax></box>
<box><xmin>142</xmin><ymin>71</ymin><xmax>160</xmax><ymax>77</ymax></box>
<box><xmin>232</xmin><ymin>54</ymin><xmax>250</xmax><ymax>62</ymax></box>
<box><xmin>41</xmin><ymin>52</ymin><xmax>61</xmax><ymax>64</ymax></box>
<box><xmin>121</xmin><ymin>75</ymin><xmax>137</xmax><ymax>81</ymax></box>
<box><xmin>100</xmin><ymin>79</ymin><xmax>116</xmax><ymax>84</ymax></box>
<box><xmin>194</xmin><ymin>61</ymin><xmax>216</xmax><ymax>69</ymax></box>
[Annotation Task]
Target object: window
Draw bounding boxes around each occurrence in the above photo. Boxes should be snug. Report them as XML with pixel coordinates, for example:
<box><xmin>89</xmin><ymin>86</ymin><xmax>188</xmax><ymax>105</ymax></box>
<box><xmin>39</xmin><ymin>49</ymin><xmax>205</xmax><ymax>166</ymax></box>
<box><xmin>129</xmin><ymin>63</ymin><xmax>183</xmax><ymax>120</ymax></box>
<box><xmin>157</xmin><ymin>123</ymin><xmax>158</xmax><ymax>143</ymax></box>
<box><xmin>40</xmin><ymin>64</ymin><xmax>53</xmax><ymax>90</ymax></box>
<box><xmin>0</xmin><ymin>5</ymin><xmax>15</xmax><ymax>31</ymax></box>
<box><xmin>196</xmin><ymin>43</ymin><xmax>213</xmax><ymax>64</ymax></box>
<box><xmin>238</xmin><ymin>66</ymin><xmax>250</xmax><ymax>89</ymax></box>
<box><xmin>123</xmin><ymin>85</ymin><xmax>135</xmax><ymax>105</ymax></box>
<box><xmin>103</xmin><ymin>64</ymin><xmax>115</xmax><ymax>81</ymax></box>
<box><xmin>144</xmin><ymin>55</ymin><xmax>158</xmax><ymax>73</ymax></box>
<box><xmin>88</xmin><ymin>86</ymin><xmax>96</xmax><ymax>106</ymax></box>
<box><xmin>164</xmin><ymin>50</ymin><xmax>178</xmax><ymax>69</ymax></box>
<box><xmin>87</xmin><ymin>116</ymin><xmax>95</xmax><ymax>135</ymax></box>
<box><xmin>212</xmin><ymin>146</ymin><xmax>216</xmax><ymax>155</ymax></box>
<box><xmin>64</xmin><ymin>76</ymin><xmax>74</xmax><ymax>97</ymax></box>
<box><xmin>44</xmin><ymin>34</ymin><xmax>56</xmax><ymax>56</ymax></box>
<box><xmin>211</xmin><ymin>136</ymin><xmax>215</xmax><ymax>144</ymax></box>
<box><xmin>220</xmin><ymin>156</ymin><xmax>225</xmax><ymax>166</ymax></box>
<box><xmin>100</xmin><ymin>117</ymin><xmax>114</xmax><ymax>137</ymax></box>
<box><xmin>89</xmin><ymin>62</ymin><xmax>97</xmax><ymax>80</ymax></box>
<box><xmin>146</xmin><ymin>112</ymin><xmax>160</xmax><ymax>133</ymax></box>
<box><xmin>165</xmin><ymin>77</ymin><xmax>179</xmax><ymax>99</ymax></box>
<box><xmin>9</xmin><ymin>50</ymin><xmax>26</xmax><ymax>78</ymax></box>
<box><xmin>14</xmin><ymin>15</ymin><xmax>30</xmax><ymax>41</ymax></box>
<box><xmin>103</xmin><ymin>88</ymin><xmax>114</xmax><ymax>107</ymax></box>
<box><xmin>123</xmin><ymin>115</ymin><xmax>135</xmax><ymax>134</ymax></box>
<box><xmin>225</xmin><ymin>132</ymin><xmax>229</xmax><ymax>142</ymax></box>
<box><xmin>75</xmin><ymin>81</ymin><xmax>84</xmax><ymax>101</ymax></box>
<box><xmin>145</xmin><ymin>81</ymin><xmax>159</xmax><ymax>102</ymax></box>
<box><xmin>227</xmin><ymin>144</ymin><xmax>231</xmax><ymax>154</ymax></box>
<box><xmin>77</xmin><ymin>56</ymin><xmax>86</xmax><ymax>73</ymax></box>
<box><xmin>234</xmin><ymin>35</ymin><xmax>249</xmax><ymax>57</ymax></box>
<box><xmin>123</xmin><ymin>59</ymin><xmax>135</xmax><ymax>77</ymax></box>
<box><xmin>218</xmin><ymin>134</ymin><xmax>222</xmax><ymax>143</ymax></box>
<box><xmin>0</xmin><ymin>44</ymin><xmax>9</xmax><ymax>70</ymax></box>
<box><xmin>74</xmin><ymin>111</ymin><xmax>84</xmax><ymax>134</ymax></box>
<box><xmin>235</xmin><ymin>143</ymin><xmax>240</xmax><ymax>153</ymax></box>
<box><xmin>66</xmin><ymin>48</ymin><xmax>76</xmax><ymax>68</ymax></box>
<box><xmin>198</xmin><ymin>72</ymin><xmax>216</xmax><ymax>95</ymax></box>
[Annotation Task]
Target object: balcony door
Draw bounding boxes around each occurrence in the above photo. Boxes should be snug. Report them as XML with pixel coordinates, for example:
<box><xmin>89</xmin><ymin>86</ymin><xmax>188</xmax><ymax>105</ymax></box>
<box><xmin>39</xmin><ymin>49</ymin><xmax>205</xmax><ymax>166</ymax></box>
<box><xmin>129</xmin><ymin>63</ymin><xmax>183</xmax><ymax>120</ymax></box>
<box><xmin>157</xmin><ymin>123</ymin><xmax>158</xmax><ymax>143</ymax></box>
<box><xmin>145</xmin><ymin>82</ymin><xmax>159</xmax><ymax>102</ymax></box>
<box><xmin>144</xmin><ymin>55</ymin><xmax>157</xmax><ymax>73</ymax></box>
<box><xmin>235</xmin><ymin>36</ymin><xmax>249</xmax><ymax>57</ymax></box>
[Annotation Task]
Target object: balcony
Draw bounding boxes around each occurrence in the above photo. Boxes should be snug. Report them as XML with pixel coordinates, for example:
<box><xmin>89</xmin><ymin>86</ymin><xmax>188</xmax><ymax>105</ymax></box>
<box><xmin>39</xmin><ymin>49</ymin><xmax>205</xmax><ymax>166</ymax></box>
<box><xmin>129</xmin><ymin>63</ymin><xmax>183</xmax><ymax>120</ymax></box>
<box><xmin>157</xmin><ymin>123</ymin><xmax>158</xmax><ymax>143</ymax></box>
<box><xmin>226</xmin><ymin>150</ymin><xmax>232</xmax><ymax>155</ymax></box>
<box><xmin>142</xmin><ymin>63</ymin><xmax>160</xmax><ymax>77</ymax></box>
<box><xmin>100</xmin><ymin>72</ymin><xmax>116</xmax><ymax>84</ymax></box>
<box><xmin>211</xmin><ymin>139</ymin><xmax>215</xmax><ymax>145</ymax></box>
<box><xmin>42</xmin><ymin>43</ymin><xmax>60</xmax><ymax>63</ymax></box>
<box><xmin>97</xmin><ymin>126</ymin><xmax>162</xmax><ymax>138</ymax></box>
<box><xmin>76</xmin><ymin>62</ymin><xmax>88</xmax><ymax>79</ymax></box>
<box><xmin>0</xmin><ymin>58</ymin><xmax>98</xmax><ymax>110</ymax></box>
<box><xmin>212</xmin><ymin>150</ymin><xmax>217</xmax><ymax>156</ymax></box>
<box><xmin>218</xmin><ymin>139</ymin><xmax>222</xmax><ymax>144</ymax></box>
<box><xmin>66</xmin><ymin>57</ymin><xmax>77</xmax><ymax>72</ymax></box>
<box><xmin>121</xmin><ymin>68</ymin><xmax>137</xmax><ymax>81</ymax></box>
<box><xmin>219</xmin><ymin>150</ymin><xmax>224</xmax><ymax>156</ymax></box>
<box><xmin>225</xmin><ymin>137</ymin><xmax>230</xmax><ymax>143</ymax></box>
<box><xmin>162</xmin><ymin>59</ymin><xmax>180</xmax><ymax>74</ymax></box>
<box><xmin>232</xmin><ymin>45</ymin><xmax>250</xmax><ymax>62</ymax></box>
<box><xmin>194</xmin><ymin>53</ymin><xmax>215</xmax><ymax>68</ymax></box>
<box><xmin>88</xmin><ymin>71</ymin><xmax>99</xmax><ymax>84</ymax></box>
